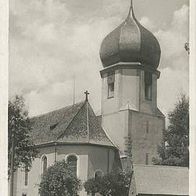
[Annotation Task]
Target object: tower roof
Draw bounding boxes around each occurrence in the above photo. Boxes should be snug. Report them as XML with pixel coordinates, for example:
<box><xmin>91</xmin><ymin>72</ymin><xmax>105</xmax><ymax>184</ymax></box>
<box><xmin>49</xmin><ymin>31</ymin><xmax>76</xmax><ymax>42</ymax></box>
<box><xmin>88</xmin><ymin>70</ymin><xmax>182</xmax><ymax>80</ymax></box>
<box><xmin>30</xmin><ymin>100</ymin><xmax>115</xmax><ymax>148</ymax></box>
<box><xmin>100</xmin><ymin>0</ymin><xmax>161</xmax><ymax>69</ymax></box>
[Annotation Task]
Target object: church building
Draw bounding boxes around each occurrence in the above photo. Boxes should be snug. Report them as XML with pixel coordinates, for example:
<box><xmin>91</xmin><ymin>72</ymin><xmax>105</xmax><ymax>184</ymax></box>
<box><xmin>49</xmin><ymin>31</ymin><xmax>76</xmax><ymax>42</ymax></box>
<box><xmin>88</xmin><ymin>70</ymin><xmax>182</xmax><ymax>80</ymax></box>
<box><xmin>12</xmin><ymin>1</ymin><xmax>188</xmax><ymax>196</ymax></box>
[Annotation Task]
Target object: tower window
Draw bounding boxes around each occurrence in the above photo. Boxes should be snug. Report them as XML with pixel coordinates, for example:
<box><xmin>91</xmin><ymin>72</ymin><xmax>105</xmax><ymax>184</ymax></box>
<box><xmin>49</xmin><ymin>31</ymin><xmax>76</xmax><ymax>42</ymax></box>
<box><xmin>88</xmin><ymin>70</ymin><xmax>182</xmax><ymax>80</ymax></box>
<box><xmin>145</xmin><ymin>153</ymin><xmax>149</xmax><ymax>165</ymax></box>
<box><xmin>107</xmin><ymin>73</ymin><xmax>115</xmax><ymax>98</ymax></box>
<box><xmin>146</xmin><ymin>121</ymin><xmax>149</xmax><ymax>134</ymax></box>
<box><xmin>67</xmin><ymin>155</ymin><xmax>77</xmax><ymax>177</ymax></box>
<box><xmin>144</xmin><ymin>71</ymin><xmax>152</xmax><ymax>100</ymax></box>
<box><xmin>42</xmin><ymin>155</ymin><xmax>47</xmax><ymax>174</ymax></box>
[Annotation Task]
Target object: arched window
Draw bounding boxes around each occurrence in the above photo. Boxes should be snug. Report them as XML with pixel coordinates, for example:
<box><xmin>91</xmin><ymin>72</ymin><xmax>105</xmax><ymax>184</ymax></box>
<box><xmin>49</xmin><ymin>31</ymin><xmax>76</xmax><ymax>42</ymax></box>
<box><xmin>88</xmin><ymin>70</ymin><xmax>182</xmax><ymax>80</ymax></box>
<box><xmin>42</xmin><ymin>155</ymin><xmax>47</xmax><ymax>174</ymax></box>
<box><xmin>67</xmin><ymin>155</ymin><xmax>77</xmax><ymax>177</ymax></box>
<box><xmin>24</xmin><ymin>167</ymin><xmax>28</xmax><ymax>186</ymax></box>
<box><xmin>107</xmin><ymin>72</ymin><xmax>115</xmax><ymax>98</ymax></box>
<box><xmin>95</xmin><ymin>170</ymin><xmax>103</xmax><ymax>180</ymax></box>
<box><xmin>144</xmin><ymin>71</ymin><xmax>152</xmax><ymax>100</ymax></box>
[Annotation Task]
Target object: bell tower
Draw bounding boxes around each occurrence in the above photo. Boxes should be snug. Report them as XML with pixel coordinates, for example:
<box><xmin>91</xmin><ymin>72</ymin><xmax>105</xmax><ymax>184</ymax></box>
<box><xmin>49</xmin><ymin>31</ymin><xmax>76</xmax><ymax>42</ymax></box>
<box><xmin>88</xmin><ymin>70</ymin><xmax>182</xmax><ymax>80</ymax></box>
<box><xmin>99</xmin><ymin>1</ymin><xmax>165</xmax><ymax>165</ymax></box>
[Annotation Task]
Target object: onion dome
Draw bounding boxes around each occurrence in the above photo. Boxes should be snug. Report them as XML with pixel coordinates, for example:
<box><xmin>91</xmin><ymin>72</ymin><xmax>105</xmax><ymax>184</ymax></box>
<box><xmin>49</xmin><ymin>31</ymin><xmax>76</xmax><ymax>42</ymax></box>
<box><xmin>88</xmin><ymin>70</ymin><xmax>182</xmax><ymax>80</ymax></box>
<box><xmin>100</xmin><ymin>1</ymin><xmax>161</xmax><ymax>70</ymax></box>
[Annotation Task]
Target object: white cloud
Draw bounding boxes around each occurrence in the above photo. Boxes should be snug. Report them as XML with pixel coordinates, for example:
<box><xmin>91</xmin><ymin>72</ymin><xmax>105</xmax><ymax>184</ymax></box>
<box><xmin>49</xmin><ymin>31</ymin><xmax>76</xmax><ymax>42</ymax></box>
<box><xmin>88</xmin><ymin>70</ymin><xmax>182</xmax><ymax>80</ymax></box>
<box><xmin>9</xmin><ymin>1</ymin><xmax>189</xmax><ymax>118</ymax></box>
<box><xmin>155</xmin><ymin>4</ymin><xmax>189</xmax><ymax>116</ymax></box>
<box><xmin>156</xmin><ymin>4</ymin><xmax>189</xmax><ymax>69</ymax></box>
<box><xmin>140</xmin><ymin>16</ymin><xmax>155</xmax><ymax>31</ymax></box>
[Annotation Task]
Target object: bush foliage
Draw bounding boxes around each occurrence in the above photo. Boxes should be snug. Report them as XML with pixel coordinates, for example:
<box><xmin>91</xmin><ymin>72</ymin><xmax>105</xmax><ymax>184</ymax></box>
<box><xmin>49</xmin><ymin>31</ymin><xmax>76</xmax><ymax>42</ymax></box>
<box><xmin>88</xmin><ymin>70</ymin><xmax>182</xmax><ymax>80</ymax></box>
<box><xmin>39</xmin><ymin>160</ymin><xmax>81</xmax><ymax>196</ymax></box>
<box><xmin>8</xmin><ymin>95</ymin><xmax>38</xmax><ymax>174</ymax></box>
<box><xmin>84</xmin><ymin>170</ymin><xmax>132</xmax><ymax>196</ymax></box>
<box><xmin>153</xmin><ymin>95</ymin><xmax>189</xmax><ymax>167</ymax></box>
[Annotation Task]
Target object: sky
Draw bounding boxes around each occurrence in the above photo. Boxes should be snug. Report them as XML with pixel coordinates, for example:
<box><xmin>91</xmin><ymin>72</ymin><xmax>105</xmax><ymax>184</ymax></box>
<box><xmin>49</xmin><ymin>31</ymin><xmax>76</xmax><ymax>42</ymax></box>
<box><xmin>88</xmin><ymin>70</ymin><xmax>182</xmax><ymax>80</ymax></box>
<box><xmin>9</xmin><ymin>0</ymin><xmax>189</xmax><ymax>119</ymax></box>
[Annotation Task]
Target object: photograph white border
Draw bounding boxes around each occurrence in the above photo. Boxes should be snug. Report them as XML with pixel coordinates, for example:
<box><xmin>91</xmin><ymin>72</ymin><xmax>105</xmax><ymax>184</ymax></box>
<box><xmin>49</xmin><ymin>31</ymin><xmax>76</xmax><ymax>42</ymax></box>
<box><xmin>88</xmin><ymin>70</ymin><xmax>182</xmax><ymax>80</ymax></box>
<box><xmin>0</xmin><ymin>0</ymin><xmax>195</xmax><ymax>195</ymax></box>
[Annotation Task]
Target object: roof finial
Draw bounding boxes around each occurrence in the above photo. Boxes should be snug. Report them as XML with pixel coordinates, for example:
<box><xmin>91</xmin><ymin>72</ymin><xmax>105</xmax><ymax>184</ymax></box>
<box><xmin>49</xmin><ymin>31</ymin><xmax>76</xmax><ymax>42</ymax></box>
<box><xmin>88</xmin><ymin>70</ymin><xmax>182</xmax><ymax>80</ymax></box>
<box><xmin>84</xmin><ymin>90</ymin><xmax>89</xmax><ymax>101</ymax></box>
<box><xmin>131</xmin><ymin>0</ymin><xmax>133</xmax><ymax>8</ymax></box>
<box><xmin>128</xmin><ymin>0</ymin><xmax>135</xmax><ymax>18</ymax></box>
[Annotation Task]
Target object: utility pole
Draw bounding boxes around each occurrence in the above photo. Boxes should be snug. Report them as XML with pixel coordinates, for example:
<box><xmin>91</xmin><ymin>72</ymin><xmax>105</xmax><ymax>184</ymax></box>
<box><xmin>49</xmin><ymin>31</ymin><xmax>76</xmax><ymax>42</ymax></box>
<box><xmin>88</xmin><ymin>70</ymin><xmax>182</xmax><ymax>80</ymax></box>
<box><xmin>73</xmin><ymin>74</ymin><xmax>76</xmax><ymax>105</ymax></box>
<box><xmin>10</xmin><ymin>125</ymin><xmax>15</xmax><ymax>196</ymax></box>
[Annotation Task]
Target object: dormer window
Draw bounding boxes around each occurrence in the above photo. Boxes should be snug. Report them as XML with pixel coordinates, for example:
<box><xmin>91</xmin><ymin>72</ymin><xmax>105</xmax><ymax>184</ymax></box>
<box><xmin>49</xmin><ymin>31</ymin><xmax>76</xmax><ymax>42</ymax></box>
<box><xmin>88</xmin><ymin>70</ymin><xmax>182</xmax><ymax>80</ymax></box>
<box><xmin>50</xmin><ymin>123</ymin><xmax>58</xmax><ymax>130</ymax></box>
<box><xmin>144</xmin><ymin>71</ymin><xmax>152</xmax><ymax>100</ymax></box>
<box><xmin>107</xmin><ymin>73</ymin><xmax>115</xmax><ymax>98</ymax></box>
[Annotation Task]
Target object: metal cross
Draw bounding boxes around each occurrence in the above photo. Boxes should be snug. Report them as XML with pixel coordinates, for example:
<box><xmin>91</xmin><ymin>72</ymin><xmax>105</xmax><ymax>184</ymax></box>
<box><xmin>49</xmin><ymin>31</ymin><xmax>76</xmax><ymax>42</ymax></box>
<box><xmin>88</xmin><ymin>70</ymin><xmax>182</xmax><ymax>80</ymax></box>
<box><xmin>84</xmin><ymin>90</ymin><xmax>90</xmax><ymax>101</ymax></box>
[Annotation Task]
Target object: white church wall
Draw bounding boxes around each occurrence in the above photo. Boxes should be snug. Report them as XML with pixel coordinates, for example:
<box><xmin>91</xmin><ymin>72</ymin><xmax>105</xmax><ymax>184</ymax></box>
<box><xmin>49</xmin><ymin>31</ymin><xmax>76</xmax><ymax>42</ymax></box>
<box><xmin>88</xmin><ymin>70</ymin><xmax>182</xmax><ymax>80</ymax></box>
<box><xmin>102</xmin><ymin>111</ymin><xmax>128</xmax><ymax>152</ymax></box>
<box><xmin>101</xmin><ymin>70</ymin><xmax>121</xmax><ymax>115</ymax></box>
<box><xmin>120</xmin><ymin>69</ymin><xmax>140</xmax><ymax>111</ymax></box>
<box><xmin>88</xmin><ymin>146</ymin><xmax>115</xmax><ymax>179</ymax></box>
<box><xmin>14</xmin><ymin>143</ymin><xmax>118</xmax><ymax>196</ymax></box>
<box><xmin>101</xmin><ymin>68</ymin><xmax>140</xmax><ymax>115</ymax></box>
<box><xmin>139</xmin><ymin>71</ymin><xmax>158</xmax><ymax>114</ymax></box>
<box><xmin>14</xmin><ymin>169</ymin><xmax>25</xmax><ymax>196</ymax></box>
<box><xmin>130</xmin><ymin>110</ymin><xmax>165</xmax><ymax>165</ymax></box>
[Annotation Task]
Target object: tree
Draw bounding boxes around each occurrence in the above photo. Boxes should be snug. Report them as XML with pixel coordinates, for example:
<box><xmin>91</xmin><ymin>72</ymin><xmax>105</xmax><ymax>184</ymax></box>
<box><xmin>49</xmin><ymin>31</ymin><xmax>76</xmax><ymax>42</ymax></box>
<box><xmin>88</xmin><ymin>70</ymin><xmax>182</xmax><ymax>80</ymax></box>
<box><xmin>8</xmin><ymin>95</ymin><xmax>38</xmax><ymax>174</ymax></box>
<box><xmin>153</xmin><ymin>95</ymin><xmax>189</xmax><ymax>167</ymax></box>
<box><xmin>39</xmin><ymin>160</ymin><xmax>81</xmax><ymax>196</ymax></box>
<box><xmin>84</xmin><ymin>170</ymin><xmax>132</xmax><ymax>196</ymax></box>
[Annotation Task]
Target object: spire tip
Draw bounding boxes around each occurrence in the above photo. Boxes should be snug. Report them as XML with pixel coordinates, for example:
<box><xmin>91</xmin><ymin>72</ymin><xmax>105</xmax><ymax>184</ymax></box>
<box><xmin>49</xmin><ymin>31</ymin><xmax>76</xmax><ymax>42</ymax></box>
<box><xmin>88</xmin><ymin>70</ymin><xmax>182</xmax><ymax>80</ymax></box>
<box><xmin>128</xmin><ymin>0</ymin><xmax>135</xmax><ymax>18</ymax></box>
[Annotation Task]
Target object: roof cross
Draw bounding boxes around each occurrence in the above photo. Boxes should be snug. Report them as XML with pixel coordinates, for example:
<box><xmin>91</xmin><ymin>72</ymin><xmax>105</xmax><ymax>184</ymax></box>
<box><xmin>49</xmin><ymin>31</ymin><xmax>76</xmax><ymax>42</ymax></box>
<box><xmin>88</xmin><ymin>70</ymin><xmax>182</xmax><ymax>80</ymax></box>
<box><xmin>84</xmin><ymin>90</ymin><xmax>90</xmax><ymax>101</ymax></box>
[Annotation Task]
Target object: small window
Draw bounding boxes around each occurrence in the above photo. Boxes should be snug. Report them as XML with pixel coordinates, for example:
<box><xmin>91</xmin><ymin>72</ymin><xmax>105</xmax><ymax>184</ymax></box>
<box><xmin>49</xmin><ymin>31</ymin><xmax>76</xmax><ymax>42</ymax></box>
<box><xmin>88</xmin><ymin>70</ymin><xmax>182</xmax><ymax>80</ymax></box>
<box><xmin>146</xmin><ymin>121</ymin><xmax>149</xmax><ymax>134</ymax></box>
<box><xmin>144</xmin><ymin>71</ymin><xmax>152</xmax><ymax>100</ymax></box>
<box><xmin>24</xmin><ymin>167</ymin><xmax>28</xmax><ymax>186</ymax></box>
<box><xmin>95</xmin><ymin>170</ymin><xmax>103</xmax><ymax>180</ymax></box>
<box><xmin>42</xmin><ymin>155</ymin><xmax>47</xmax><ymax>174</ymax></box>
<box><xmin>50</xmin><ymin>123</ymin><xmax>58</xmax><ymax>130</ymax></box>
<box><xmin>67</xmin><ymin>155</ymin><xmax>77</xmax><ymax>177</ymax></box>
<box><xmin>107</xmin><ymin>73</ymin><xmax>115</xmax><ymax>98</ymax></box>
<box><xmin>145</xmin><ymin>153</ymin><xmax>149</xmax><ymax>165</ymax></box>
<box><xmin>108</xmin><ymin>83</ymin><xmax>114</xmax><ymax>98</ymax></box>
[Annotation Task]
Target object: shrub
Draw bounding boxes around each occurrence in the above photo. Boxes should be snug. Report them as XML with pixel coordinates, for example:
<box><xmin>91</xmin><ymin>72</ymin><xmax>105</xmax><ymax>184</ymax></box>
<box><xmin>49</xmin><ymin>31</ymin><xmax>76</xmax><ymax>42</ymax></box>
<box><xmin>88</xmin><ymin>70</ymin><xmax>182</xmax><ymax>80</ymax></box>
<box><xmin>84</xmin><ymin>170</ymin><xmax>132</xmax><ymax>196</ymax></box>
<box><xmin>39</xmin><ymin>160</ymin><xmax>81</xmax><ymax>196</ymax></box>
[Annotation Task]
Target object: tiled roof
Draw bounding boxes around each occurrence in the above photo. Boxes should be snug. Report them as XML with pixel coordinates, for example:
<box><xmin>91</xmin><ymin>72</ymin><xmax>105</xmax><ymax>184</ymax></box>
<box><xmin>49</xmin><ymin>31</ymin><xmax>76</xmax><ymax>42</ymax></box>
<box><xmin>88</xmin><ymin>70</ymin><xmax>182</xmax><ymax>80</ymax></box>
<box><xmin>132</xmin><ymin>164</ymin><xmax>189</xmax><ymax>195</ymax></box>
<box><xmin>57</xmin><ymin>101</ymin><xmax>114</xmax><ymax>146</ymax></box>
<box><xmin>30</xmin><ymin>101</ymin><xmax>114</xmax><ymax>147</ymax></box>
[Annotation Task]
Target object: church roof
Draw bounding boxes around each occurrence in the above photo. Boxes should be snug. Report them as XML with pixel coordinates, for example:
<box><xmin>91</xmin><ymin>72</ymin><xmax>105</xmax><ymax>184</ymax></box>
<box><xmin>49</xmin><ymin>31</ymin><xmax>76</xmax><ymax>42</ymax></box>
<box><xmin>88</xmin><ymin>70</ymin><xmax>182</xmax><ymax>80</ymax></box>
<box><xmin>30</xmin><ymin>100</ymin><xmax>115</xmax><ymax>148</ymax></box>
<box><xmin>132</xmin><ymin>164</ymin><xmax>189</xmax><ymax>196</ymax></box>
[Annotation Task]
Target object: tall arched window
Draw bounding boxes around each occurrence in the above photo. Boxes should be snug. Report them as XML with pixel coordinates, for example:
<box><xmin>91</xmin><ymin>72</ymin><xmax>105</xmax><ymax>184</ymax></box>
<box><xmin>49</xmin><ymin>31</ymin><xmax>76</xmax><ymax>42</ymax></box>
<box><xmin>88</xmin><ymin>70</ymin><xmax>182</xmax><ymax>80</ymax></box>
<box><xmin>95</xmin><ymin>170</ymin><xmax>103</xmax><ymax>180</ymax></box>
<box><xmin>42</xmin><ymin>155</ymin><xmax>47</xmax><ymax>174</ymax></box>
<box><xmin>67</xmin><ymin>155</ymin><xmax>77</xmax><ymax>177</ymax></box>
<box><xmin>144</xmin><ymin>71</ymin><xmax>152</xmax><ymax>100</ymax></box>
<box><xmin>24</xmin><ymin>167</ymin><xmax>28</xmax><ymax>186</ymax></box>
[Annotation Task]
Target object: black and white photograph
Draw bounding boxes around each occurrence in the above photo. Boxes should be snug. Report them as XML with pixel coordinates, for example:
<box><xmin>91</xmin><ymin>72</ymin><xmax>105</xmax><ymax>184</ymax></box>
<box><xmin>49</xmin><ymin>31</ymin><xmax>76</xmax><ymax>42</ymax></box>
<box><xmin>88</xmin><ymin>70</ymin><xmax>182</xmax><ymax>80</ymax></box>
<box><xmin>0</xmin><ymin>0</ymin><xmax>196</xmax><ymax>195</ymax></box>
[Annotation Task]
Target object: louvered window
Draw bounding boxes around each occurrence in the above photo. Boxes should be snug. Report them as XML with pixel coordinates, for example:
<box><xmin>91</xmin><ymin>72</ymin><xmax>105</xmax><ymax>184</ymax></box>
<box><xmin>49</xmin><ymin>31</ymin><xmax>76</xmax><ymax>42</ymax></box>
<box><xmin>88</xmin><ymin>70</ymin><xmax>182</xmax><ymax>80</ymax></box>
<box><xmin>107</xmin><ymin>73</ymin><xmax>115</xmax><ymax>98</ymax></box>
<box><xmin>67</xmin><ymin>155</ymin><xmax>77</xmax><ymax>177</ymax></box>
<box><xmin>144</xmin><ymin>71</ymin><xmax>152</xmax><ymax>100</ymax></box>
